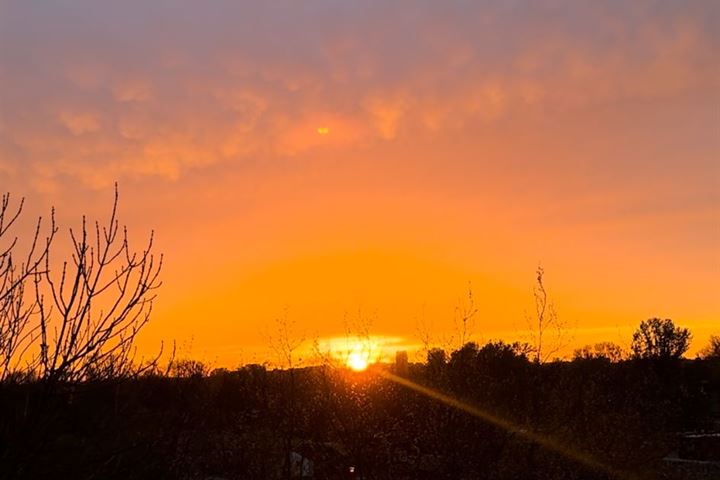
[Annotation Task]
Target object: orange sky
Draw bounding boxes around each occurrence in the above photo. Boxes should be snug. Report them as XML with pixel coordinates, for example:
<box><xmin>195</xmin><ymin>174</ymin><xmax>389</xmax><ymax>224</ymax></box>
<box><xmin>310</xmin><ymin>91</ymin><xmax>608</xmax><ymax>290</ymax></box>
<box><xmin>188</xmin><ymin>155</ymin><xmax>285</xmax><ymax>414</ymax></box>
<box><xmin>1</xmin><ymin>1</ymin><xmax>718</xmax><ymax>366</ymax></box>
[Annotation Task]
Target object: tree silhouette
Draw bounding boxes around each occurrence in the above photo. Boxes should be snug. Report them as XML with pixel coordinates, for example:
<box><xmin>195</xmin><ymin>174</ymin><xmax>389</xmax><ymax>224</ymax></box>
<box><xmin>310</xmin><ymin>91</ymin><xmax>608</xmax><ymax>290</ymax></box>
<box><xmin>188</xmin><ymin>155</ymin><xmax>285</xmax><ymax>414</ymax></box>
<box><xmin>527</xmin><ymin>267</ymin><xmax>568</xmax><ymax>363</ymax></box>
<box><xmin>573</xmin><ymin>342</ymin><xmax>625</xmax><ymax>362</ymax></box>
<box><xmin>699</xmin><ymin>334</ymin><xmax>720</xmax><ymax>359</ymax></box>
<box><xmin>35</xmin><ymin>185</ymin><xmax>162</xmax><ymax>383</ymax></box>
<box><xmin>630</xmin><ymin>318</ymin><xmax>691</xmax><ymax>360</ymax></box>
<box><xmin>0</xmin><ymin>194</ymin><xmax>56</xmax><ymax>380</ymax></box>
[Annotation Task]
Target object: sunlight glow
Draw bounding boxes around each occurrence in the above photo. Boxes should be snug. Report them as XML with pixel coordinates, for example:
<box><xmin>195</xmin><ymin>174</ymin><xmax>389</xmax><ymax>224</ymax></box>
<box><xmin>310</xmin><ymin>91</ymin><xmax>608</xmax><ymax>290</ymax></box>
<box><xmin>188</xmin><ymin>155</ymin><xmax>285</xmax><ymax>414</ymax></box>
<box><xmin>317</xmin><ymin>127</ymin><xmax>329</xmax><ymax>135</ymax></box>
<box><xmin>347</xmin><ymin>350</ymin><xmax>369</xmax><ymax>371</ymax></box>
<box><xmin>315</xmin><ymin>335</ymin><xmax>400</xmax><ymax>369</ymax></box>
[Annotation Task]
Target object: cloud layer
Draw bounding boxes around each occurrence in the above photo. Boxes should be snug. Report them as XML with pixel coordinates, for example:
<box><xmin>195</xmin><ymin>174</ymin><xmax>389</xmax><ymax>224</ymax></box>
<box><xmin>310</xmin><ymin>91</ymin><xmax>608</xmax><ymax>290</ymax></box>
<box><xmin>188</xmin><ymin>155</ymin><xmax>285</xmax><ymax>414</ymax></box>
<box><xmin>2</xmin><ymin>1</ymin><xmax>717</xmax><ymax>188</ymax></box>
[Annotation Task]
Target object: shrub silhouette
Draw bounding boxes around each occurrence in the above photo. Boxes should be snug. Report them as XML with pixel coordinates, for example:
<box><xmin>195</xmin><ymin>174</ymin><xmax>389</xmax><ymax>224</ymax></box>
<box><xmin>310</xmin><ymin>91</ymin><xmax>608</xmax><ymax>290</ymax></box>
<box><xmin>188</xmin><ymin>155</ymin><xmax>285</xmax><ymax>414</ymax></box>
<box><xmin>699</xmin><ymin>334</ymin><xmax>720</xmax><ymax>359</ymax></box>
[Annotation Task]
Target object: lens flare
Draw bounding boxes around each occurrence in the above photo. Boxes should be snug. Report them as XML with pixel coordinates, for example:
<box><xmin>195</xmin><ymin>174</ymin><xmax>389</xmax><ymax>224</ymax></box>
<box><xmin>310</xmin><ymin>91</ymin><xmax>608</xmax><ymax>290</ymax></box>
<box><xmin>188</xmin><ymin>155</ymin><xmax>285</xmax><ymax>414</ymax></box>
<box><xmin>379</xmin><ymin>371</ymin><xmax>639</xmax><ymax>480</ymax></box>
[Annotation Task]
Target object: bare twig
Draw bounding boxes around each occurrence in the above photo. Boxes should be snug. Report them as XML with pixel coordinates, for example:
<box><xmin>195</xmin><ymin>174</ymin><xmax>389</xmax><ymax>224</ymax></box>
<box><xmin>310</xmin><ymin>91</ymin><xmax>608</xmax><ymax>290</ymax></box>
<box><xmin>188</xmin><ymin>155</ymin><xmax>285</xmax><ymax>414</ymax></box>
<box><xmin>0</xmin><ymin>193</ymin><xmax>57</xmax><ymax>381</ymax></box>
<box><xmin>36</xmin><ymin>184</ymin><xmax>163</xmax><ymax>383</ymax></box>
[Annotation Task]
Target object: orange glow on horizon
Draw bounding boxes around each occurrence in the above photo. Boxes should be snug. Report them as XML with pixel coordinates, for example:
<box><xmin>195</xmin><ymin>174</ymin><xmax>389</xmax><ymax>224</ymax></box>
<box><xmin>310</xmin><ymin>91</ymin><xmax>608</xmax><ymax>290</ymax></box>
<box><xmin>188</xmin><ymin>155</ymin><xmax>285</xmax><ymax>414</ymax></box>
<box><xmin>315</xmin><ymin>336</ymin><xmax>386</xmax><ymax>371</ymax></box>
<box><xmin>1</xmin><ymin>1</ymin><xmax>717</xmax><ymax>367</ymax></box>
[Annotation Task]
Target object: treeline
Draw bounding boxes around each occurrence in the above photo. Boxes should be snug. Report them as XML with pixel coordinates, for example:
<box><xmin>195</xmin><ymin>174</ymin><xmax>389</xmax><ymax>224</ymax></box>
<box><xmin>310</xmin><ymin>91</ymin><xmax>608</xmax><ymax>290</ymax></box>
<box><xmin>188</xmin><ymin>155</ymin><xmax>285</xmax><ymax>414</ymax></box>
<box><xmin>2</xmin><ymin>190</ymin><xmax>719</xmax><ymax>479</ymax></box>
<box><xmin>0</xmin><ymin>325</ymin><xmax>718</xmax><ymax>479</ymax></box>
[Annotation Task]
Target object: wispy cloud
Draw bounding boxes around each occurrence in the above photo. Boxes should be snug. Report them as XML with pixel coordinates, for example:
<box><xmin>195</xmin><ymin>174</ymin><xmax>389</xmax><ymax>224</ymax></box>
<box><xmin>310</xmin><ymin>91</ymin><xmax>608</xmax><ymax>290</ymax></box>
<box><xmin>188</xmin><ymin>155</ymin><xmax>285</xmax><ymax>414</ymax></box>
<box><xmin>1</xmin><ymin>1</ymin><xmax>717</xmax><ymax>188</ymax></box>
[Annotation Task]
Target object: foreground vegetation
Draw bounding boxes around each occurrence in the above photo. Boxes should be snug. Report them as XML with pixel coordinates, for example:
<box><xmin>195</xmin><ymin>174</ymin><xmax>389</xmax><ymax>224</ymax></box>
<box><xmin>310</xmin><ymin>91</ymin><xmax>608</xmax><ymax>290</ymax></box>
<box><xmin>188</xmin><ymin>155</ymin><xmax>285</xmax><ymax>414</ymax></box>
<box><xmin>1</xmin><ymin>190</ymin><xmax>718</xmax><ymax>479</ymax></box>
<box><xmin>0</xmin><ymin>335</ymin><xmax>718</xmax><ymax>479</ymax></box>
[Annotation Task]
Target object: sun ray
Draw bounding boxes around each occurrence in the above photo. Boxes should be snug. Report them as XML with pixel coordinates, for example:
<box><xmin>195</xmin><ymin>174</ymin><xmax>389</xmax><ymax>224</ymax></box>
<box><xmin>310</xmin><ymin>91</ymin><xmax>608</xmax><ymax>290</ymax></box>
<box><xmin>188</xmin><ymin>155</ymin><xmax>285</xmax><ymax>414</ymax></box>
<box><xmin>379</xmin><ymin>370</ymin><xmax>641</xmax><ymax>480</ymax></box>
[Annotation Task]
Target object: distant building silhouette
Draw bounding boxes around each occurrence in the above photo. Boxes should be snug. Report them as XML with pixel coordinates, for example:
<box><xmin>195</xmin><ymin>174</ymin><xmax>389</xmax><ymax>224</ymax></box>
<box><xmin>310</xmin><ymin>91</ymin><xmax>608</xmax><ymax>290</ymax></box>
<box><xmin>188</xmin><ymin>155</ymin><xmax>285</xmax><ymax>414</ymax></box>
<box><xmin>395</xmin><ymin>350</ymin><xmax>409</xmax><ymax>376</ymax></box>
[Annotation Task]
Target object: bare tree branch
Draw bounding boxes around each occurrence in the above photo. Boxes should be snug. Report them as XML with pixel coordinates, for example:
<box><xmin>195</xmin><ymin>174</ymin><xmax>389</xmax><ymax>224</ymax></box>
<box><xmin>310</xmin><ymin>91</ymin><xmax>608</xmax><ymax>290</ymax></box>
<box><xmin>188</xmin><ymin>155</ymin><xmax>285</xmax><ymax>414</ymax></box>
<box><xmin>36</xmin><ymin>184</ymin><xmax>163</xmax><ymax>383</ymax></box>
<box><xmin>526</xmin><ymin>266</ymin><xmax>569</xmax><ymax>364</ymax></box>
<box><xmin>0</xmin><ymin>193</ymin><xmax>57</xmax><ymax>381</ymax></box>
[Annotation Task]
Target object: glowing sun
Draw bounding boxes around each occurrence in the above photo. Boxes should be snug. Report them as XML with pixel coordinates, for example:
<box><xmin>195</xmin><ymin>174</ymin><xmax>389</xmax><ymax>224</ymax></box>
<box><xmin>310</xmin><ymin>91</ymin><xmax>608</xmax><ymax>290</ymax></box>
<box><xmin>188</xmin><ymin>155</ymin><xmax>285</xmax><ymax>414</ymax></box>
<box><xmin>347</xmin><ymin>350</ymin><xmax>369</xmax><ymax>371</ymax></box>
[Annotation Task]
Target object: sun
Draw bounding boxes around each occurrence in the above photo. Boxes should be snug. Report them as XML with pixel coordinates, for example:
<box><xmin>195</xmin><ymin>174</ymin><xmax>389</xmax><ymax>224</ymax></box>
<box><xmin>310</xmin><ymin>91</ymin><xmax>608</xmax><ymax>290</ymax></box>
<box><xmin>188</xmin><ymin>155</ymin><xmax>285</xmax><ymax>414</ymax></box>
<box><xmin>316</xmin><ymin>336</ymin><xmax>385</xmax><ymax>371</ymax></box>
<box><xmin>347</xmin><ymin>350</ymin><xmax>369</xmax><ymax>372</ymax></box>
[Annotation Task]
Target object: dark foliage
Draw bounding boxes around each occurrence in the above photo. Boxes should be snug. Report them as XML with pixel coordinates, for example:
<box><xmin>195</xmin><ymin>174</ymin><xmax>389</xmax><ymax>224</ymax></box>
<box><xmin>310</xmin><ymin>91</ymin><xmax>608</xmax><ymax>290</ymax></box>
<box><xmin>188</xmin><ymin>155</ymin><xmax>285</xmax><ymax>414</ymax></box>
<box><xmin>0</xmin><ymin>341</ymin><xmax>718</xmax><ymax>480</ymax></box>
<box><xmin>631</xmin><ymin>318</ymin><xmax>691</xmax><ymax>360</ymax></box>
<box><xmin>699</xmin><ymin>335</ymin><xmax>720</xmax><ymax>360</ymax></box>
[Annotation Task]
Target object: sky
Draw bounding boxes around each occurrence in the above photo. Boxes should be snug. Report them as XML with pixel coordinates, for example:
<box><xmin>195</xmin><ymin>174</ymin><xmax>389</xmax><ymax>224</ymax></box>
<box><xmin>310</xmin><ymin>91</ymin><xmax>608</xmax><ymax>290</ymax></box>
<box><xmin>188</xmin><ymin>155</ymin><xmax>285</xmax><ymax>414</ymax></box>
<box><xmin>1</xmin><ymin>1</ymin><xmax>718</xmax><ymax>366</ymax></box>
